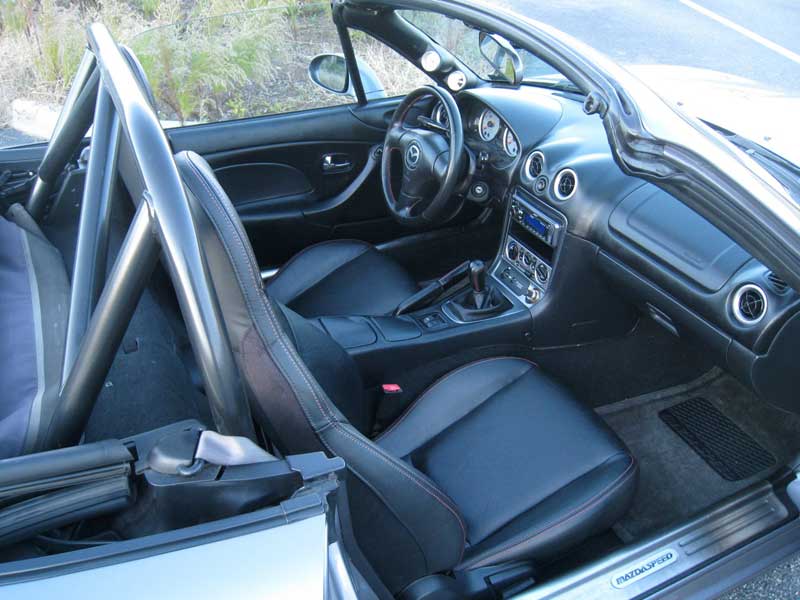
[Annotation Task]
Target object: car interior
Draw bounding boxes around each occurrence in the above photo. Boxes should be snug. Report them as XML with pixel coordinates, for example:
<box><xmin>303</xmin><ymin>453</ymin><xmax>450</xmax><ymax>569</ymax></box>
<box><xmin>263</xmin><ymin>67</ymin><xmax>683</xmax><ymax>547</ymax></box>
<box><xmin>1</xmin><ymin>2</ymin><xmax>799</xmax><ymax>598</ymax></box>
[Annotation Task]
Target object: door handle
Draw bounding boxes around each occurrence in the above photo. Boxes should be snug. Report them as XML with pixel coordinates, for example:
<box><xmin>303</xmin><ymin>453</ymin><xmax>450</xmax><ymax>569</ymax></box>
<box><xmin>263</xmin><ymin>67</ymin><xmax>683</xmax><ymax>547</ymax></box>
<box><xmin>0</xmin><ymin>169</ymin><xmax>36</xmax><ymax>199</ymax></box>
<box><xmin>321</xmin><ymin>154</ymin><xmax>352</xmax><ymax>173</ymax></box>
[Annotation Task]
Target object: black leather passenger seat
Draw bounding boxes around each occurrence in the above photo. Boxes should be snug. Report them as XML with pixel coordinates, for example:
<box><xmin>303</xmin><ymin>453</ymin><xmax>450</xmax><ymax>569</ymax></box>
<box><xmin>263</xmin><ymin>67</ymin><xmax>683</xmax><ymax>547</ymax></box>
<box><xmin>376</xmin><ymin>357</ymin><xmax>638</xmax><ymax>571</ymax></box>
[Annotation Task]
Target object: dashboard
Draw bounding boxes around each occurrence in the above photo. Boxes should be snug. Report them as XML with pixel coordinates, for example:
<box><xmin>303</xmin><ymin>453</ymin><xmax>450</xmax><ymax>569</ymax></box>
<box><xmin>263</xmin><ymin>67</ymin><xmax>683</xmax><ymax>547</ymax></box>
<box><xmin>434</xmin><ymin>84</ymin><xmax>800</xmax><ymax>414</ymax></box>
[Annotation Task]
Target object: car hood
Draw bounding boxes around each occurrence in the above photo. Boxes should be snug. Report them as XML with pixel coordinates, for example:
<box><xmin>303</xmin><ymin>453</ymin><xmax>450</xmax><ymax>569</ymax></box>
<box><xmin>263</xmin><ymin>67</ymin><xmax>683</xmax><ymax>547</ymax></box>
<box><xmin>627</xmin><ymin>65</ymin><xmax>800</xmax><ymax>167</ymax></box>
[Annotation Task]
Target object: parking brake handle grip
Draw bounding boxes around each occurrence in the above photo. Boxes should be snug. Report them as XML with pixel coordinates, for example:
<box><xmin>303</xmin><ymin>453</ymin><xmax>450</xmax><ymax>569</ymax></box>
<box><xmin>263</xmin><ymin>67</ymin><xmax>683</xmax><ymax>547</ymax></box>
<box><xmin>394</xmin><ymin>260</ymin><xmax>471</xmax><ymax>316</ymax></box>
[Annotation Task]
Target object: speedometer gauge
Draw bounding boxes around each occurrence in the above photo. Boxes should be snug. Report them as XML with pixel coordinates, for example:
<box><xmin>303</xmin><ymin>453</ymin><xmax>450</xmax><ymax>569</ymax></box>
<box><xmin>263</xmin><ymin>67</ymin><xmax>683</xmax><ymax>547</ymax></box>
<box><xmin>503</xmin><ymin>129</ymin><xmax>519</xmax><ymax>157</ymax></box>
<box><xmin>478</xmin><ymin>109</ymin><xmax>501</xmax><ymax>142</ymax></box>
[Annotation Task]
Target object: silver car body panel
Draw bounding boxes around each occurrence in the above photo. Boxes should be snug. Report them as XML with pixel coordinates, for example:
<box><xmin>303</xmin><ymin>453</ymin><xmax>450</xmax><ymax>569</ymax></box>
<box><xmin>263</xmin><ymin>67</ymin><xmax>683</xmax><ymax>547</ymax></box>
<box><xmin>1</xmin><ymin>513</ymin><xmax>328</xmax><ymax>599</ymax></box>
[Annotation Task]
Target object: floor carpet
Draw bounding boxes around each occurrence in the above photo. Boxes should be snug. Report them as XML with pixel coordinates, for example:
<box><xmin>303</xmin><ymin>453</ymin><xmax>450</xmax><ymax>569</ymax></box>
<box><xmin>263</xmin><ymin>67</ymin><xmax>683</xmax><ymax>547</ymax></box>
<box><xmin>599</xmin><ymin>369</ymin><xmax>800</xmax><ymax>540</ymax></box>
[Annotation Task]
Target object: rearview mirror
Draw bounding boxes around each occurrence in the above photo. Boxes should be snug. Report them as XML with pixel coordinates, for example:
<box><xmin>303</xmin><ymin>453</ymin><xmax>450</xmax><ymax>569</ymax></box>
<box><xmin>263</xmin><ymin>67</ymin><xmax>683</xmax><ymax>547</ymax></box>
<box><xmin>478</xmin><ymin>32</ymin><xmax>523</xmax><ymax>86</ymax></box>
<box><xmin>308</xmin><ymin>54</ymin><xmax>387</xmax><ymax>100</ymax></box>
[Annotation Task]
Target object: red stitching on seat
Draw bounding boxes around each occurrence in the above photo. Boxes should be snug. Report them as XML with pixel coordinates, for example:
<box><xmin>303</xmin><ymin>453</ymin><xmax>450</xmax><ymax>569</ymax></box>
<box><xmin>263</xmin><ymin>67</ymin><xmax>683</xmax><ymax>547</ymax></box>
<box><xmin>462</xmin><ymin>455</ymin><xmax>638</xmax><ymax>569</ymax></box>
<box><xmin>376</xmin><ymin>356</ymin><xmax>538</xmax><ymax>442</ymax></box>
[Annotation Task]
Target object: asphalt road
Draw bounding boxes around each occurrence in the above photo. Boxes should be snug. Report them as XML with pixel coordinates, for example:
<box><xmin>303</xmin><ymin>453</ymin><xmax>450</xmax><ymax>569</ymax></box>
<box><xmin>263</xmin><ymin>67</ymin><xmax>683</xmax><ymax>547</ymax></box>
<box><xmin>721</xmin><ymin>552</ymin><xmax>800</xmax><ymax>600</ymax></box>
<box><xmin>501</xmin><ymin>0</ymin><xmax>800</xmax><ymax>94</ymax></box>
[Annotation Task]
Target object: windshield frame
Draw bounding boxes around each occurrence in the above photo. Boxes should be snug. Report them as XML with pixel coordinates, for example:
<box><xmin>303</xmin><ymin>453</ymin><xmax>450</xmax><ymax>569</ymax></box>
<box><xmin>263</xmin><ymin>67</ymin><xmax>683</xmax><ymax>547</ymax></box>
<box><xmin>396</xmin><ymin>9</ymin><xmax>578</xmax><ymax>92</ymax></box>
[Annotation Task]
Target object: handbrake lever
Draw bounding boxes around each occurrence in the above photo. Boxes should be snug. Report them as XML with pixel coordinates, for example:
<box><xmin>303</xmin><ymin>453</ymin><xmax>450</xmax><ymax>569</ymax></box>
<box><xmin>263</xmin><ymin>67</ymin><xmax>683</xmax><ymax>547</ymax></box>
<box><xmin>394</xmin><ymin>260</ymin><xmax>471</xmax><ymax>316</ymax></box>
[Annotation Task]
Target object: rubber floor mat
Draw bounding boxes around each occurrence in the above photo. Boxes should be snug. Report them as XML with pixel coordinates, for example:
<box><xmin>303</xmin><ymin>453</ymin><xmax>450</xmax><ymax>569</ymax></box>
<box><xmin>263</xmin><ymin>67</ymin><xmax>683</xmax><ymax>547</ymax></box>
<box><xmin>659</xmin><ymin>397</ymin><xmax>776</xmax><ymax>481</ymax></box>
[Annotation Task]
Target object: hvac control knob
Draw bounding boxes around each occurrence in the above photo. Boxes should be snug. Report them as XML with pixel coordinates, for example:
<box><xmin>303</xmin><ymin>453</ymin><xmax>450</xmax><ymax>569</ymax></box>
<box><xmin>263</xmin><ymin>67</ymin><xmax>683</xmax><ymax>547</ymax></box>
<box><xmin>535</xmin><ymin>262</ymin><xmax>550</xmax><ymax>284</ymax></box>
<box><xmin>507</xmin><ymin>241</ymin><xmax>519</xmax><ymax>261</ymax></box>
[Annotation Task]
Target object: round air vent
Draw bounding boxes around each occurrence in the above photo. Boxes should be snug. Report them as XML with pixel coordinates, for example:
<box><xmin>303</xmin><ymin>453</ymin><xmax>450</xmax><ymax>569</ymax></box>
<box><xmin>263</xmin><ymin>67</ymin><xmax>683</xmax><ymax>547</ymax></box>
<box><xmin>524</xmin><ymin>151</ymin><xmax>545</xmax><ymax>180</ymax></box>
<box><xmin>732</xmin><ymin>284</ymin><xmax>767</xmax><ymax>325</ymax></box>
<box><xmin>553</xmin><ymin>168</ymin><xmax>578</xmax><ymax>200</ymax></box>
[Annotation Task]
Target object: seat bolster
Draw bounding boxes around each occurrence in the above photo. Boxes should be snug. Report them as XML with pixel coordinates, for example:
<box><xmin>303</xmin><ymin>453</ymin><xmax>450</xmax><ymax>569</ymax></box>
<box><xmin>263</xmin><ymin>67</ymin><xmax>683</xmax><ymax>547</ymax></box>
<box><xmin>377</xmin><ymin>357</ymin><xmax>537</xmax><ymax>458</ymax></box>
<box><xmin>460</xmin><ymin>451</ymin><xmax>638</xmax><ymax>570</ymax></box>
<box><xmin>1</xmin><ymin>206</ymin><xmax>70</xmax><ymax>457</ymax></box>
<box><xmin>267</xmin><ymin>240</ymin><xmax>372</xmax><ymax>305</ymax></box>
<box><xmin>320</xmin><ymin>421</ymin><xmax>466</xmax><ymax>592</ymax></box>
<box><xmin>266</xmin><ymin>240</ymin><xmax>418</xmax><ymax>318</ymax></box>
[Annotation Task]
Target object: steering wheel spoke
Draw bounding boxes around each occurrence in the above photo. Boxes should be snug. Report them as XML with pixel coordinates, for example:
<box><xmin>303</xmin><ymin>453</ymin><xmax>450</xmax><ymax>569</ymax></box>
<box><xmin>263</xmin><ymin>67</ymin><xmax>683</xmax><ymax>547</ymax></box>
<box><xmin>397</xmin><ymin>189</ymin><xmax>424</xmax><ymax>211</ymax></box>
<box><xmin>380</xmin><ymin>86</ymin><xmax>465</xmax><ymax>226</ymax></box>
<box><xmin>383</xmin><ymin>123</ymin><xmax>406</xmax><ymax>151</ymax></box>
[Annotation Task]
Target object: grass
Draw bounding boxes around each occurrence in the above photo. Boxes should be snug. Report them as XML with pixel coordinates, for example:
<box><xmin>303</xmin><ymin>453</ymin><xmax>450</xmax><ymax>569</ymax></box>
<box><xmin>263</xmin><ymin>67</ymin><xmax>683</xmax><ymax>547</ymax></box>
<box><xmin>0</xmin><ymin>0</ymin><xmax>431</xmax><ymax>130</ymax></box>
<box><xmin>0</xmin><ymin>0</ymin><xmax>30</xmax><ymax>34</ymax></box>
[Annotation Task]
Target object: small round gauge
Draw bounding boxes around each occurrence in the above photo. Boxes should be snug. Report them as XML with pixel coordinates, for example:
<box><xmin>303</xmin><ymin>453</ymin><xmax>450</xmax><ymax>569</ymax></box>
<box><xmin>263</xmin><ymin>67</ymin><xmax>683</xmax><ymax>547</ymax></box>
<box><xmin>503</xmin><ymin>128</ymin><xmax>519</xmax><ymax>157</ymax></box>
<box><xmin>421</xmin><ymin>50</ymin><xmax>442</xmax><ymax>72</ymax></box>
<box><xmin>478</xmin><ymin>109</ymin><xmax>501</xmax><ymax>142</ymax></box>
<box><xmin>432</xmin><ymin>102</ymin><xmax>449</xmax><ymax>128</ymax></box>
<box><xmin>446</xmin><ymin>70</ymin><xmax>467</xmax><ymax>91</ymax></box>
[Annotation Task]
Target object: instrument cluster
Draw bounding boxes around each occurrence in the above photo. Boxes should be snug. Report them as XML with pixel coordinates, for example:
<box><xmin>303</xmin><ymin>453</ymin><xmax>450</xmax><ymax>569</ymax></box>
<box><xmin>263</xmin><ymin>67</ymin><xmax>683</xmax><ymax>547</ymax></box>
<box><xmin>431</xmin><ymin>101</ymin><xmax>520</xmax><ymax>161</ymax></box>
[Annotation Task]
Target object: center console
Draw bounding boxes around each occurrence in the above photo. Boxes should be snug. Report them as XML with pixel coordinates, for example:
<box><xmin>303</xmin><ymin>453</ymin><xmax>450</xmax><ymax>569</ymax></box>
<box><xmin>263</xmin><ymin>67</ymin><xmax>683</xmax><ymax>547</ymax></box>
<box><xmin>307</xmin><ymin>189</ymin><xmax>568</xmax><ymax>381</ymax></box>
<box><xmin>494</xmin><ymin>187</ymin><xmax>567</xmax><ymax>305</ymax></box>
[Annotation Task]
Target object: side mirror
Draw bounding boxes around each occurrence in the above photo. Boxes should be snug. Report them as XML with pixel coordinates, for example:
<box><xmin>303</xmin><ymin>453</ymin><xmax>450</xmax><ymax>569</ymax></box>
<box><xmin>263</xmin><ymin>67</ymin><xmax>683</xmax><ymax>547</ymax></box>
<box><xmin>309</xmin><ymin>54</ymin><xmax>349</xmax><ymax>94</ymax></box>
<box><xmin>308</xmin><ymin>54</ymin><xmax>387</xmax><ymax>100</ymax></box>
<box><xmin>478</xmin><ymin>32</ymin><xmax>523</xmax><ymax>86</ymax></box>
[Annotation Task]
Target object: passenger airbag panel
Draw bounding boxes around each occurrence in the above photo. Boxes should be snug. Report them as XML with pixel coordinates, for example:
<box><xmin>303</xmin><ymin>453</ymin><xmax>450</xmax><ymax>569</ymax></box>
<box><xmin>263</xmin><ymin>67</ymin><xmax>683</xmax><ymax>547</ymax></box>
<box><xmin>609</xmin><ymin>186</ymin><xmax>749</xmax><ymax>292</ymax></box>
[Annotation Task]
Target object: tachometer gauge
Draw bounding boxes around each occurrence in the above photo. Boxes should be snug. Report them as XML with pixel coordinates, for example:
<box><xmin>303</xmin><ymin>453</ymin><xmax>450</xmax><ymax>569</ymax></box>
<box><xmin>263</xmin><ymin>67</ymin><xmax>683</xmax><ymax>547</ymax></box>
<box><xmin>432</xmin><ymin>102</ymin><xmax>449</xmax><ymax>129</ymax></box>
<box><xmin>478</xmin><ymin>109</ymin><xmax>501</xmax><ymax>142</ymax></box>
<box><xmin>503</xmin><ymin>128</ymin><xmax>519</xmax><ymax>157</ymax></box>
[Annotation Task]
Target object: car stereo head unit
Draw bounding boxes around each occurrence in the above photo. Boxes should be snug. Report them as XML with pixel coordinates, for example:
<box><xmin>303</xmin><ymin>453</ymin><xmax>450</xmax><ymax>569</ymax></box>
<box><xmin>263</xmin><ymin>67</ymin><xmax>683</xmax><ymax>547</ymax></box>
<box><xmin>509</xmin><ymin>195</ymin><xmax>562</xmax><ymax>248</ymax></box>
<box><xmin>498</xmin><ymin>190</ymin><xmax>568</xmax><ymax>297</ymax></box>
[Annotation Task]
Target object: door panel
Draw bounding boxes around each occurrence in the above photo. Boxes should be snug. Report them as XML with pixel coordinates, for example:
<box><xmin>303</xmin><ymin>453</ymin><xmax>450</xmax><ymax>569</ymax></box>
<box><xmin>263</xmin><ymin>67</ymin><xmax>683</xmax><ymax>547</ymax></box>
<box><xmin>0</xmin><ymin>144</ymin><xmax>47</xmax><ymax>212</ymax></box>
<box><xmin>215</xmin><ymin>162</ymin><xmax>313</xmax><ymax>211</ymax></box>
<box><xmin>167</xmin><ymin>100</ymin><xmax>407</xmax><ymax>267</ymax></box>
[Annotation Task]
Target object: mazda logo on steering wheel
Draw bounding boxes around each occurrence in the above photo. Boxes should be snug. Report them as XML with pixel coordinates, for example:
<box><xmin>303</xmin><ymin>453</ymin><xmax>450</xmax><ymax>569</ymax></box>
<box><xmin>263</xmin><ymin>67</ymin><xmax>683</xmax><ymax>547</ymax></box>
<box><xmin>405</xmin><ymin>143</ymin><xmax>421</xmax><ymax>169</ymax></box>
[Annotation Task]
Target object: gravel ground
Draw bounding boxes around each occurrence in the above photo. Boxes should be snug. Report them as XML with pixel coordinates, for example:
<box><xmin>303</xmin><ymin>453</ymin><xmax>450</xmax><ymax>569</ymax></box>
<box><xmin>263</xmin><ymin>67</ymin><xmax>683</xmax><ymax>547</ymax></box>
<box><xmin>720</xmin><ymin>552</ymin><xmax>800</xmax><ymax>600</ymax></box>
<box><xmin>0</xmin><ymin>128</ymin><xmax>38</xmax><ymax>150</ymax></box>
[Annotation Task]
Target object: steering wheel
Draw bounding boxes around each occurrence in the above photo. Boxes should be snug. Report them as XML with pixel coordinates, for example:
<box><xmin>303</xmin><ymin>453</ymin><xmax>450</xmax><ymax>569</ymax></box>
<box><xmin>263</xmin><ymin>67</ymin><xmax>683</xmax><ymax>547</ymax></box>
<box><xmin>381</xmin><ymin>86</ymin><xmax>466</xmax><ymax>226</ymax></box>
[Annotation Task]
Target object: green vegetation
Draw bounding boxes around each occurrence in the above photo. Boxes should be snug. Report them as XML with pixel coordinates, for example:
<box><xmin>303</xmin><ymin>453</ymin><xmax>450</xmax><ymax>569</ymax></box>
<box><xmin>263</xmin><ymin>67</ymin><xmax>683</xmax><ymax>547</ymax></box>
<box><xmin>129</xmin><ymin>5</ymin><xmax>337</xmax><ymax>125</ymax></box>
<box><xmin>0</xmin><ymin>0</ymin><xmax>430</xmax><ymax>131</ymax></box>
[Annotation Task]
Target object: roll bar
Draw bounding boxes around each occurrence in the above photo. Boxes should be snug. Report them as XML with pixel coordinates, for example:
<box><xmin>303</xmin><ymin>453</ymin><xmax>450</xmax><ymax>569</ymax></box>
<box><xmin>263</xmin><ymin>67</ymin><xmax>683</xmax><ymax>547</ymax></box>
<box><xmin>38</xmin><ymin>24</ymin><xmax>255</xmax><ymax>450</ymax></box>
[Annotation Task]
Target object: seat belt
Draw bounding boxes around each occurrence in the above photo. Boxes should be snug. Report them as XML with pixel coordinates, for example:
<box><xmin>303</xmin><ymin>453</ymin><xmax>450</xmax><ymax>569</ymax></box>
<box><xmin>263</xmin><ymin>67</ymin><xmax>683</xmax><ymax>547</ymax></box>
<box><xmin>193</xmin><ymin>430</ymin><xmax>278</xmax><ymax>467</ymax></box>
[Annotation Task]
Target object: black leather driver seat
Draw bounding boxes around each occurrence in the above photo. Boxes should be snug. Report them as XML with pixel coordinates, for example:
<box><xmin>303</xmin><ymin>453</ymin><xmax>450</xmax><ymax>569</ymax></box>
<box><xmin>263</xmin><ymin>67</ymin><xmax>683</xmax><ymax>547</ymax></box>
<box><xmin>266</xmin><ymin>239</ymin><xmax>418</xmax><ymax>318</ymax></box>
<box><xmin>175</xmin><ymin>150</ymin><xmax>638</xmax><ymax>594</ymax></box>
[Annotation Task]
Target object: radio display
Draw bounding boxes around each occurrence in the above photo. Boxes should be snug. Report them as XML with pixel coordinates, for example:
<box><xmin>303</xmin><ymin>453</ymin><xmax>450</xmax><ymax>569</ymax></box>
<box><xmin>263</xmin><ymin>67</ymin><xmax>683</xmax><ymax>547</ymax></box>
<box><xmin>524</xmin><ymin>213</ymin><xmax>548</xmax><ymax>237</ymax></box>
<box><xmin>510</xmin><ymin>221</ymin><xmax>554</xmax><ymax>264</ymax></box>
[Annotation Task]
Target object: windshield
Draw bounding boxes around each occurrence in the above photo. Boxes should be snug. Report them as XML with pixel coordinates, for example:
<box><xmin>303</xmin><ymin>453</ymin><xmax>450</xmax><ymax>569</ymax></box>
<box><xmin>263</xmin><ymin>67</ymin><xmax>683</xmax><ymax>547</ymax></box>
<box><xmin>495</xmin><ymin>0</ymin><xmax>800</xmax><ymax>167</ymax></box>
<box><xmin>399</xmin><ymin>10</ymin><xmax>573</xmax><ymax>88</ymax></box>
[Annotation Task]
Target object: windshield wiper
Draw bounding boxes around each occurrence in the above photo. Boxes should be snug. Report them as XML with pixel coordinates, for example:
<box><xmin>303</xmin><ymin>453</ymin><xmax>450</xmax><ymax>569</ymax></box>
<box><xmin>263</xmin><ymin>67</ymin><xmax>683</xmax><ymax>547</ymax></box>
<box><xmin>702</xmin><ymin>119</ymin><xmax>800</xmax><ymax>198</ymax></box>
<box><xmin>521</xmin><ymin>77</ymin><xmax>582</xmax><ymax>94</ymax></box>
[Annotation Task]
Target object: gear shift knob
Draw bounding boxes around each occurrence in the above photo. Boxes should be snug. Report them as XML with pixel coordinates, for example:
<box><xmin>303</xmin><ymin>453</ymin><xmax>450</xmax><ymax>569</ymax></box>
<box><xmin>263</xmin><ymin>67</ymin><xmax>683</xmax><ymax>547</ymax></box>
<box><xmin>469</xmin><ymin>260</ymin><xmax>487</xmax><ymax>293</ymax></box>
